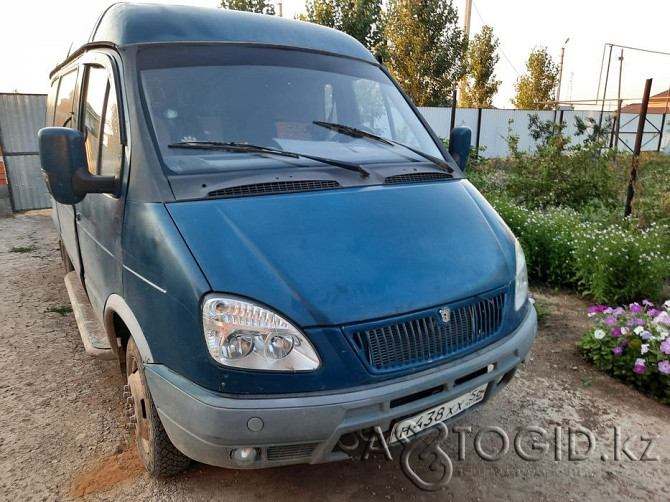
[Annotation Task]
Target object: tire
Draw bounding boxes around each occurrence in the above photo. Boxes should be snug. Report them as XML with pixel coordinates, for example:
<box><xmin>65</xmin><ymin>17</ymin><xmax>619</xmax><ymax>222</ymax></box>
<box><xmin>125</xmin><ymin>338</ymin><xmax>191</xmax><ymax>476</ymax></box>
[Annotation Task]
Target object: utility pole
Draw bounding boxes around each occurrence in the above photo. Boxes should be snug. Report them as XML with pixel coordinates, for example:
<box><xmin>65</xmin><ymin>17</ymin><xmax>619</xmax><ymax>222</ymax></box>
<box><xmin>555</xmin><ymin>38</ymin><xmax>569</xmax><ymax>110</ymax></box>
<box><xmin>464</xmin><ymin>0</ymin><xmax>472</xmax><ymax>37</ymax></box>
<box><xmin>453</xmin><ymin>0</ymin><xmax>472</xmax><ymax>127</ymax></box>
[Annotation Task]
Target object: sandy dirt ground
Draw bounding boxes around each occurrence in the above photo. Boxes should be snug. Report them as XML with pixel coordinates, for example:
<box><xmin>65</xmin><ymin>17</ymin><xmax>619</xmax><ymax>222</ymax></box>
<box><xmin>1</xmin><ymin>210</ymin><xmax>669</xmax><ymax>502</ymax></box>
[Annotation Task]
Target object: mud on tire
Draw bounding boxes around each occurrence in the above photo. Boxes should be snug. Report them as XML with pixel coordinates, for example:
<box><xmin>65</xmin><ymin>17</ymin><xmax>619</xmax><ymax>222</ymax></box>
<box><xmin>125</xmin><ymin>338</ymin><xmax>191</xmax><ymax>476</ymax></box>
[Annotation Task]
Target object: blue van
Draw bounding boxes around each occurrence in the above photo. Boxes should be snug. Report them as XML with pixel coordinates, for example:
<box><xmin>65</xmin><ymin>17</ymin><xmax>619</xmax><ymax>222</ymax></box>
<box><xmin>39</xmin><ymin>3</ymin><xmax>537</xmax><ymax>476</ymax></box>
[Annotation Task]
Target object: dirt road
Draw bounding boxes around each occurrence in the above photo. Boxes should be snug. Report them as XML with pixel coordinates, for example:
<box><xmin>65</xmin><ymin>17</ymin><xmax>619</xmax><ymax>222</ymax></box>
<box><xmin>1</xmin><ymin>211</ymin><xmax>669</xmax><ymax>501</ymax></box>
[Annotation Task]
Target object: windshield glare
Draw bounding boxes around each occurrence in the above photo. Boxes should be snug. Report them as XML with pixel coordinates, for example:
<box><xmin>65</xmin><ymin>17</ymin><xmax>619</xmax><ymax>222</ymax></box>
<box><xmin>140</xmin><ymin>47</ymin><xmax>444</xmax><ymax>173</ymax></box>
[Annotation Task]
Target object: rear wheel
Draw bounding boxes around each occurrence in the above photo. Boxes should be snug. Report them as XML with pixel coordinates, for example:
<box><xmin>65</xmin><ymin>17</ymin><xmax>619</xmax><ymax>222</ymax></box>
<box><xmin>125</xmin><ymin>338</ymin><xmax>191</xmax><ymax>476</ymax></box>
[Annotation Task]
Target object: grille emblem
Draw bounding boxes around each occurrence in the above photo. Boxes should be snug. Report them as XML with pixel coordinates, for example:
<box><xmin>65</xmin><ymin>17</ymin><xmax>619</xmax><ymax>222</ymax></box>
<box><xmin>439</xmin><ymin>307</ymin><xmax>451</xmax><ymax>324</ymax></box>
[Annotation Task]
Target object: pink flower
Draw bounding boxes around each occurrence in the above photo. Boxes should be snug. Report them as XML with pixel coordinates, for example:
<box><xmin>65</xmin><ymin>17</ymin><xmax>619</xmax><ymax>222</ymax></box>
<box><xmin>613</xmin><ymin>346</ymin><xmax>623</xmax><ymax>355</ymax></box>
<box><xmin>660</xmin><ymin>340</ymin><xmax>670</xmax><ymax>355</ymax></box>
<box><xmin>630</xmin><ymin>303</ymin><xmax>643</xmax><ymax>314</ymax></box>
<box><xmin>611</xmin><ymin>328</ymin><xmax>622</xmax><ymax>337</ymax></box>
<box><xmin>658</xmin><ymin>360</ymin><xmax>670</xmax><ymax>375</ymax></box>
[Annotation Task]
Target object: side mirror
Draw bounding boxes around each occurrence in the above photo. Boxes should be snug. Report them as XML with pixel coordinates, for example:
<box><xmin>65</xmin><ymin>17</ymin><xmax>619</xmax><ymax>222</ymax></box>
<box><xmin>38</xmin><ymin>127</ymin><xmax>116</xmax><ymax>205</ymax></box>
<box><xmin>448</xmin><ymin>126</ymin><xmax>472</xmax><ymax>172</ymax></box>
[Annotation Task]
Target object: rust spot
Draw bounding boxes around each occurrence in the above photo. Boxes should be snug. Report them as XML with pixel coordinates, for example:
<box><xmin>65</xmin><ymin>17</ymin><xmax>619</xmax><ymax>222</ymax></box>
<box><xmin>69</xmin><ymin>449</ymin><xmax>144</xmax><ymax>498</ymax></box>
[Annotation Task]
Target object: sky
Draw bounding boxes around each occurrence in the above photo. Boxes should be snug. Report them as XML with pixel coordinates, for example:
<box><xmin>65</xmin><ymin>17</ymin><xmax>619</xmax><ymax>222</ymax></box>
<box><xmin>1</xmin><ymin>0</ymin><xmax>669</xmax><ymax>110</ymax></box>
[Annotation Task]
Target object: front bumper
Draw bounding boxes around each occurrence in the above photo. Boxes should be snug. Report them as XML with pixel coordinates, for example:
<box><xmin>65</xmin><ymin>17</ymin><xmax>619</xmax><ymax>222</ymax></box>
<box><xmin>145</xmin><ymin>306</ymin><xmax>537</xmax><ymax>469</ymax></box>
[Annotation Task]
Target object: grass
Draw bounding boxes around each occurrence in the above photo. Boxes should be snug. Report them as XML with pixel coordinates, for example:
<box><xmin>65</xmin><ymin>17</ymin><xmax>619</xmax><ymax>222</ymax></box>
<box><xmin>10</xmin><ymin>246</ymin><xmax>36</xmax><ymax>253</ymax></box>
<box><xmin>46</xmin><ymin>305</ymin><xmax>73</xmax><ymax>316</ymax></box>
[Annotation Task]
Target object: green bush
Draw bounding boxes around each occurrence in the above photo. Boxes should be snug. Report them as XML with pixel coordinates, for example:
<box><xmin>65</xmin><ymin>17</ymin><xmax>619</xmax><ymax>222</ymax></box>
<box><xmin>505</xmin><ymin>116</ymin><xmax>624</xmax><ymax>212</ymax></box>
<box><xmin>491</xmin><ymin>195</ymin><xmax>579</xmax><ymax>285</ymax></box>
<box><xmin>571</xmin><ymin>221</ymin><xmax>670</xmax><ymax>304</ymax></box>
<box><xmin>633</xmin><ymin>153</ymin><xmax>670</xmax><ymax>227</ymax></box>
<box><xmin>578</xmin><ymin>301</ymin><xmax>670</xmax><ymax>404</ymax></box>
<box><xmin>489</xmin><ymin>194</ymin><xmax>670</xmax><ymax>304</ymax></box>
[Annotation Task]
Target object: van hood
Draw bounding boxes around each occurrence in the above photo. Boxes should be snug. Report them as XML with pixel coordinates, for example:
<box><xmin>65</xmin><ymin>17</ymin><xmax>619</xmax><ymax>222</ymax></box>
<box><xmin>166</xmin><ymin>181</ymin><xmax>514</xmax><ymax>327</ymax></box>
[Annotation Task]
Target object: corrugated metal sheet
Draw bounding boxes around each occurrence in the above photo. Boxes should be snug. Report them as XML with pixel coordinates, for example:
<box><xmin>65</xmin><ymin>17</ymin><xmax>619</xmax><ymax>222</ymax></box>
<box><xmin>2</xmin><ymin>155</ymin><xmax>50</xmax><ymax>211</ymax></box>
<box><xmin>0</xmin><ymin>93</ymin><xmax>50</xmax><ymax>211</ymax></box>
<box><xmin>418</xmin><ymin>107</ymin><xmax>665</xmax><ymax>158</ymax></box>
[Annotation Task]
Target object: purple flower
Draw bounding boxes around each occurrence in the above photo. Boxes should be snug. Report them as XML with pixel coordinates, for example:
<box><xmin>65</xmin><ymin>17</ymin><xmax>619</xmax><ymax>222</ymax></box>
<box><xmin>641</xmin><ymin>331</ymin><xmax>653</xmax><ymax>340</ymax></box>
<box><xmin>633</xmin><ymin>364</ymin><xmax>645</xmax><ymax>374</ymax></box>
<box><xmin>588</xmin><ymin>305</ymin><xmax>605</xmax><ymax>313</ymax></box>
<box><xmin>648</xmin><ymin>309</ymin><xmax>662</xmax><ymax>316</ymax></box>
<box><xmin>654</xmin><ymin>314</ymin><xmax>670</xmax><ymax>326</ymax></box>
<box><xmin>642</xmin><ymin>299</ymin><xmax>654</xmax><ymax>308</ymax></box>
<box><xmin>612</xmin><ymin>307</ymin><xmax>625</xmax><ymax>316</ymax></box>
<box><xmin>660</xmin><ymin>339</ymin><xmax>670</xmax><ymax>355</ymax></box>
<box><xmin>658</xmin><ymin>360</ymin><xmax>670</xmax><ymax>375</ymax></box>
<box><xmin>613</xmin><ymin>346</ymin><xmax>624</xmax><ymax>355</ymax></box>
<box><xmin>635</xmin><ymin>318</ymin><xmax>646</xmax><ymax>326</ymax></box>
<box><xmin>610</xmin><ymin>328</ymin><xmax>622</xmax><ymax>337</ymax></box>
<box><xmin>604</xmin><ymin>317</ymin><xmax>618</xmax><ymax>327</ymax></box>
<box><xmin>626</xmin><ymin>320</ymin><xmax>635</xmax><ymax>327</ymax></box>
<box><xmin>630</xmin><ymin>303</ymin><xmax>643</xmax><ymax>314</ymax></box>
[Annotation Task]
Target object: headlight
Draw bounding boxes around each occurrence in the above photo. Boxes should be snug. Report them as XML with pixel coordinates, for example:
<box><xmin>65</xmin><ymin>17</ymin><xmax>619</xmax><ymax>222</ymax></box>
<box><xmin>202</xmin><ymin>295</ymin><xmax>320</xmax><ymax>371</ymax></box>
<box><xmin>514</xmin><ymin>239</ymin><xmax>529</xmax><ymax>311</ymax></box>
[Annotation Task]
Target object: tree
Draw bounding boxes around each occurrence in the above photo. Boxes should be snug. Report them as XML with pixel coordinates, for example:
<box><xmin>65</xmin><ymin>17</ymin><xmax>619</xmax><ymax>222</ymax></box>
<box><xmin>219</xmin><ymin>0</ymin><xmax>275</xmax><ymax>15</ymax></box>
<box><xmin>460</xmin><ymin>25</ymin><xmax>500</xmax><ymax>108</ymax></box>
<box><xmin>512</xmin><ymin>47</ymin><xmax>558</xmax><ymax>110</ymax></box>
<box><xmin>382</xmin><ymin>0</ymin><xmax>467</xmax><ymax>107</ymax></box>
<box><xmin>300</xmin><ymin>0</ymin><xmax>383</xmax><ymax>51</ymax></box>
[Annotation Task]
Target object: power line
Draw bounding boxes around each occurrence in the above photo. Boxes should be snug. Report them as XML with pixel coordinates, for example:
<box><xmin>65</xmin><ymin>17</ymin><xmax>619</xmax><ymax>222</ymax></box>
<box><xmin>471</xmin><ymin>1</ymin><xmax>520</xmax><ymax>77</ymax></box>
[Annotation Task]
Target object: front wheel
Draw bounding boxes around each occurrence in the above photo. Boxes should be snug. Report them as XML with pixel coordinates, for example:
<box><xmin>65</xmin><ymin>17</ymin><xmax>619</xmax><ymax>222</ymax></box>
<box><xmin>125</xmin><ymin>338</ymin><xmax>191</xmax><ymax>476</ymax></box>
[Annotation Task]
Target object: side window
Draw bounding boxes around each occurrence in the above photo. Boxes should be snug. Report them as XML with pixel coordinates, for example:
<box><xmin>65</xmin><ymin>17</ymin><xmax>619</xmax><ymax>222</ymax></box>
<box><xmin>100</xmin><ymin>85</ymin><xmax>123</xmax><ymax>177</ymax></box>
<box><xmin>54</xmin><ymin>70</ymin><xmax>78</xmax><ymax>128</ymax></box>
<box><xmin>82</xmin><ymin>65</ymin><xmax>123</xmax><ymax>177</ymax></box>
<box><xmin>46</xmin><ymin>79</ymin><xmax>58</xmax><ymax>126</ymax></box>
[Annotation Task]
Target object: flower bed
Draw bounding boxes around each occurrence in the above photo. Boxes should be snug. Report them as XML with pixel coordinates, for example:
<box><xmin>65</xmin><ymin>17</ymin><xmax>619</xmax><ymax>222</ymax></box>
<box><xmin>579</xmin><ymin>300</ymin><xmax>670</xmax><ymax>403</ymax></box>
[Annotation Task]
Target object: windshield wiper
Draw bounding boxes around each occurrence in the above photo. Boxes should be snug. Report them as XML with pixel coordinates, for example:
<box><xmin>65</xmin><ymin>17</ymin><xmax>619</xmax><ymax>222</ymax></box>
<box><xmin>313</xmin><ymin>121</ymin><xmax>453</xmax><ymax>173</ymax></box>
<box><xmin>168</xmin><ymin>141</ymin><xmax>370</xmax><ymax>178</ymax></box>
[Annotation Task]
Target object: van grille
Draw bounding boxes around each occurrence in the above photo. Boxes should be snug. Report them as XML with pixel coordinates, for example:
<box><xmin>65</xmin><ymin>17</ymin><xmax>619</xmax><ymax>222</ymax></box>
<box><xmin>208</xmin><ymin>180</ymin><xmax>340</xmax><ymax>198</ymax></box>
<box><xmin>266</xmin><ymin>443</ymin><xmax>318</xmax><ymax>461</ymax></box>
<box><xmin>347</xmin><ymin>292</ymin><xmax>506</xmax><ymax>374</ymax></box>
<box><xmin>384</xmin><ymin>172</ymin><xmax>452</xmax><ymax>184</ymax></box>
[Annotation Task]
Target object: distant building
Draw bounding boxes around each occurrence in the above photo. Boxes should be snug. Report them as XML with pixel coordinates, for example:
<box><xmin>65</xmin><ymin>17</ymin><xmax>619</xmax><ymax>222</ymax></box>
<box><xmin>621</xmin><ymin>89</ymin><xmax>670</xmax><ymax>114</ymax></box>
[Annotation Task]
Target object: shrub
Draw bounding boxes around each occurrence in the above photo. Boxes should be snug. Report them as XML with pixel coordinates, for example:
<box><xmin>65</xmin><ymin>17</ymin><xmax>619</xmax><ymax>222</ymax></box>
<box><xmin>571</xmin><ymin>221</ymin><xmax>670</xmax><ymax>304</ymax></box>
<box><xmin>505</xmin><ymin>115</ymin><xmax>624</xmax><ymax>212</ymax></box>
<box><xmin>491</xmin><ymin>195</ymin><xmax>579</xmax><ymax>285</ymax></box>
<box><xmin>489</xmin><ymin>194</ymin><xmax>670</xmax><ymax>304</ymax></box>
<box><xmin>633</xmin><ymin>153</ymin><xmax>670</xmax><ymax>227</ymax></box>
<box><xmin>579</xmin><ymin>300</ymin><xmax>670</xmax><ymax>404</ymax></box>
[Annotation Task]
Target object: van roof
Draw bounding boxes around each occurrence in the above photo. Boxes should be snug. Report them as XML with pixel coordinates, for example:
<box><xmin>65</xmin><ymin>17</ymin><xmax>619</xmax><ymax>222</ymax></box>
<box><xmin>88</xmin><ymin>2</ymin><xmax>375</xmax><ymax>62</ymax></box>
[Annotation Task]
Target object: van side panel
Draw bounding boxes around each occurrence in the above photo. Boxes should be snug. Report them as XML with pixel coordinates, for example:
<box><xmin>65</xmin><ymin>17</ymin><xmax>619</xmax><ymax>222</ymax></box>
<box><xmin>121</xmin><ymin>201</ymin><xmax>211</xmax><ymax>366</ymax></box>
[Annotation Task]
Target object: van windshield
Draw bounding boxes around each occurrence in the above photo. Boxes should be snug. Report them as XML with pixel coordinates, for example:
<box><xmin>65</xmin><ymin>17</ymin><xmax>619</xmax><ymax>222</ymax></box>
<box><xmin>138</xmin><ymin>45</ymin><xmax>445</xmax><ymax>174</ymax></box>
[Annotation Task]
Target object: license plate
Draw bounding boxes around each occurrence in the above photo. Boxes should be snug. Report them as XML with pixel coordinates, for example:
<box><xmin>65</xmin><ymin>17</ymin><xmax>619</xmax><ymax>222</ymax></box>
<box><xmin>389</xmin><ymin>384</ymin><xmax>487</xmax><ymax>444</ymax></box>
